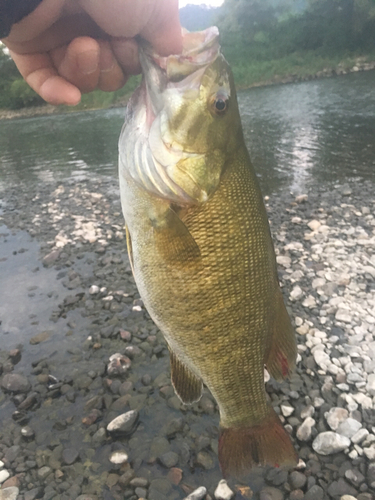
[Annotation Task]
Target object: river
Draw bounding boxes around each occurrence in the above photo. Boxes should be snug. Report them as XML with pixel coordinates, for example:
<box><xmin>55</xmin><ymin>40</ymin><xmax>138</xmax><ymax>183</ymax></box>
<box><xmin>0</xmin><ymin>70</ymin><xmax>375</xmax><ymax>499</ymax></box>
<box><xmin>1</xmin><ymin>70</ymin><xmax>375</xmax><ymax>195</ymax></box>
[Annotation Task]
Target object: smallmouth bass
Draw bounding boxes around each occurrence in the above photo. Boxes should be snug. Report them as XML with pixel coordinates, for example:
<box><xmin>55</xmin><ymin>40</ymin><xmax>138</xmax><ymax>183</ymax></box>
<box><xmin>119</xmin><ymin>27</ymin><xmax>297</xmax><ymax>477</ymax></box>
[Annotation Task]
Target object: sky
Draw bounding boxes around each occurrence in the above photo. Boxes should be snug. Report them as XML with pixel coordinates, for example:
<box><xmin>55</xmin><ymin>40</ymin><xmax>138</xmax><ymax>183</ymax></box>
<box><xmin>179</xmin><ymin>0</ymin><xmax>224</xmax><ymax>7</ymax></box>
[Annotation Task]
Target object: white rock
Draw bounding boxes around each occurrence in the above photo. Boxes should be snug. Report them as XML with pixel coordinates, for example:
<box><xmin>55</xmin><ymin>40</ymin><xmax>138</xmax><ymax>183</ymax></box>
<box><xmin>312</xmin><ymin>432</ymin><xmax>350</xmax><ymax>455</ymax></box>
<box><xmin>0</xmin><ymin>487</ymin><xmax>19</xmax><ymax>500</ymax></box>
<box><xmin>89</xmin><ymin>285</ymin><xmax>100</xmax><ymax>294</ymax></box>
<box><xmin>312</xmin><ymin>278</ymin><xmax>326</xmax><ymax>289</ymax></box>
<box><xmin>290</xmin><ymin>285</ymin><xmax>303</xmax><ymax>300</ymax></box>
<box><xmin>352</xmin><ymin>392</ymin><xmax>372</xmax><ymax>410</ymax></box>
<box><xmin>351</xmin><ymin>428</ymin><xmax>369</xmax><ymax>444</ymax></box>
<box><xmin>313</xmin><ymin>349</ymin><xmax>330</xmax><ymax>370</ymax></box>
<box><xmin>367</xmin><ymin>373</ymin><xmax>375</xmax><ymax>396</ymax></box>
<box><xmin>335</xmin><ymin>309</ymin><xmax>352</xmax><ymax>323</ymax></box>
<box><xmin>302</xmin><ymin>295</ymin><xmax>316</xmax><ymax>308</ymax></box>
<box><xmin>308</xmin><ymin>220</ymin><xmax>321</xmax><ymax>231</ymax></box>
<box><xmin>296</xmin><ymin>417</ymin><xmax>315</xmax><ymax>441</ymax></box>
<box><xmin>0</xmin><ymin>470</ymin><xmax>10</xmax><ymax>484</ymax></box>
<box><xmin>300</xmin><ymin>405</ymin><xmax>314</xmax><ymax>419</ymax></box>
<box><xmin>336</xmin><ymin>418</ymin><xmax>362</xmax><ymax>438</ymax></box>
<box><xmin>325</xmin><ymin>408</ymin><xmax>349</xmax><ymax>431</ymax></box>
<box><xmin>214</xmin><ymin>479</ymin><xmax>234</xmax><ymax>500</ymax></box>
<box><xmin>276</xmin><ymin>255</ymin><xmax>291</xmax><ymax>268</ymax></box>
<box><xmin>281</xmin><ymin>405</ymin><xmax>294</xmax><ymax>417</ymax></box>
<box><xmin>107</xmin><ymin>410</ymin><xmax>139</xmax><ymax>434</ymax></box>
<box><xmin>340</xmin><ymin>496</ymin><xmax>357</xmax><ymax>500</ymax></box>
<box><xmin>363</xmin><ymin>444</ymin><xmax>375</xmax><ymax>460</ymax></box>
<box><xmin>185</xmin><ymin>487</ymin><xmax>207</xmax><ymax>500</ymax></box>
<box><xmin>109</xmin><ymin>451</ymin><xmax>128</xmax><ymax>464</ymax></box>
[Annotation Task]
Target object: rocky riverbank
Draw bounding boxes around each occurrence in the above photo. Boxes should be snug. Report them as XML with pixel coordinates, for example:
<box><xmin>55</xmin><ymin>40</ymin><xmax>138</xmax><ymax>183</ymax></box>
<box><xmin>0</xmin><ymin>173</ymin><xmax>374</xmax><ymax>500</ymax></box>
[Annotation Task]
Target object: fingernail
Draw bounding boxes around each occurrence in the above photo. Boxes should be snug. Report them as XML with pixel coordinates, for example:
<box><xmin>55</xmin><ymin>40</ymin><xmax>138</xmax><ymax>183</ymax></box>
<box><xmin>78</xmin><ymin>50</ymin><xmax>99</xmax><ymax>75</ymax></box>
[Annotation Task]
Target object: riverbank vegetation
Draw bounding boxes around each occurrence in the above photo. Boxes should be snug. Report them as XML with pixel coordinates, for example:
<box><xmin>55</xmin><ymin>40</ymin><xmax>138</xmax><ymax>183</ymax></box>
<box><xmin>1</xmin><ymin>0</ymin><xmax>375</xmax><ymax>113</ymax></box>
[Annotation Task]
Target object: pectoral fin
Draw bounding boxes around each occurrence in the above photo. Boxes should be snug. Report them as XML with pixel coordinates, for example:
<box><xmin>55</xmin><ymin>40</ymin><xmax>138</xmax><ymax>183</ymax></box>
<box><xmin>169</xmin><ymin>348</ymin><xmax>203</xmax><ymax>404</ymax></box>
<box><xmin>264</xmin><ymin>291</ymin><xmax>297</xmax><ymax>381</ymax></box>
<box><xmin>150</xmin><ymin>206</ymin><xmax>201</xmax><ymax>266</ymax></box>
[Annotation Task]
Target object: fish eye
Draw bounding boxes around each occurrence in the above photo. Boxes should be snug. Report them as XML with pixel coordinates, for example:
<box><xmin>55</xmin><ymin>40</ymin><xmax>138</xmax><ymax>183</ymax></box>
<box><xmin>212</xmin><ymin>95</ymin><xmax>229</xmax><ymax>116</ymax></box>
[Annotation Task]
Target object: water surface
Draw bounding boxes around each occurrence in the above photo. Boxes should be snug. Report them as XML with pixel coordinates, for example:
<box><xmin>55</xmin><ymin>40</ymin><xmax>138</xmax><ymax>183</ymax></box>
<box><xmin>1</xmin><ymin>70</ymin><xmax>375</xmax><ymax>195</ymax></box>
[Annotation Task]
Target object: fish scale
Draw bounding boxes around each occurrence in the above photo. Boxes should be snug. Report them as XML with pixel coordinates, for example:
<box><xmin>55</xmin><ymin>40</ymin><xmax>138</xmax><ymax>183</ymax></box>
<box><xmin>119</xmin><ymin>27</ymin><xmax>297</xmax><ymax>477</ymax></box>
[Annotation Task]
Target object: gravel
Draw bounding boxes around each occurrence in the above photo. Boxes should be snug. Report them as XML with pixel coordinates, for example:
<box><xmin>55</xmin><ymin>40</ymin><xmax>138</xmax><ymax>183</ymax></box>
<box><xmin>0</xmin><ymin>174</ymin><xmax>374</xmax><ymax>499</ymax></box>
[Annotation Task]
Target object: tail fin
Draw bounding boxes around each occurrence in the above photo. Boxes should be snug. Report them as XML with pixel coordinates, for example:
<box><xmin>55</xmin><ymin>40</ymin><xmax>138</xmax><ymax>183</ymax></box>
<box><xmin>218</xmin><ymin>408</ymin><xmax>297</xmax><ymax>478</ymax></box>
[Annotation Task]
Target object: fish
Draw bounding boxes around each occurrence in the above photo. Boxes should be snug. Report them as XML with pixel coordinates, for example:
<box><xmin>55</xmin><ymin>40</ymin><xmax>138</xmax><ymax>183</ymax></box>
<box><xmin>118</xmin><ymin>26</ymin><xmax>298</xmax><ymax>477</ymax></box>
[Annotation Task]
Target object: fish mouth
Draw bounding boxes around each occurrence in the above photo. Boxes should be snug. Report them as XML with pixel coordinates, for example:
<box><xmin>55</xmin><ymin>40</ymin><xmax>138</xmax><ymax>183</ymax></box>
<box><xmin>138</xmin><ymin>27</ymin><xmax>221</xmax><ymax>118</ymax></box>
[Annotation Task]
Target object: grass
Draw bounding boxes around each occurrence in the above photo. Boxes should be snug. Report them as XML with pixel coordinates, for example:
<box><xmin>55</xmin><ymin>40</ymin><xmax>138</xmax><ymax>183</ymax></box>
<box><xmin>227</xmin><ymin>49</ymin><xmax>375</xmax><ymax>89</ymax></box>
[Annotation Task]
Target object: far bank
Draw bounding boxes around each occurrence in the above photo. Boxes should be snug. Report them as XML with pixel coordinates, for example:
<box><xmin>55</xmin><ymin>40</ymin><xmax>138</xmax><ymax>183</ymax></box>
<box><xmin>0</xmin><ymin>53</ymin><xmax>375</xmax><ymax>122</ymax></box>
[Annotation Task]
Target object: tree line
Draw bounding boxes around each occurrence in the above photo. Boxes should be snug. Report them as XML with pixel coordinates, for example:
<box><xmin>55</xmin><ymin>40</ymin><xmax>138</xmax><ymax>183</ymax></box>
<box><xmin>1</xmin><ymin>0</ymin><xmax>375</xmax><ymax>110</ymax></box>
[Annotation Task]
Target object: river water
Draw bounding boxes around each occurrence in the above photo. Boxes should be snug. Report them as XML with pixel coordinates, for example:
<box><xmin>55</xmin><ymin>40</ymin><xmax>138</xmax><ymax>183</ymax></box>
<box><xmin>1</xmin><ymin>70</ymin><xmax>375</xmax><ymax>195</ymax></box>
<box><xmin>0</xmin><ymin>71</ymin><xmax>375</xmax><ymax>497</ymax></box>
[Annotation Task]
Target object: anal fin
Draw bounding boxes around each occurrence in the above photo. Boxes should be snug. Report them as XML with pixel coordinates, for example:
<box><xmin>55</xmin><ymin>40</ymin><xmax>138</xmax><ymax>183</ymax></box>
<box><xmin>169</xmin><ymin>348</ymin><xmax>203</xmax><ymax>404</ymax></box>
<box><xmin>265</xmin><ymin>291</ymin><xmax>297</xmax><ymax>381</ymax></box>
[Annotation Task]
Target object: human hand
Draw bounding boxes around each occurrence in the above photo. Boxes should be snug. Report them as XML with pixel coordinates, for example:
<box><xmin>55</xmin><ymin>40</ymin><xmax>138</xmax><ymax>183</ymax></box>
<box><xmin>2</xmin><ymin>0</ymin><xmax>182</xmax><ymax>106</ymax></box>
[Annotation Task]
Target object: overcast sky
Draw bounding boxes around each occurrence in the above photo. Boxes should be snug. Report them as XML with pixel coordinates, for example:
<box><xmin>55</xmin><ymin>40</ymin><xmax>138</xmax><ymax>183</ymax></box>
<box><xmin>179</xmin><ymin>0</ymin><xmax>224</xmax><ymax>7</ymax></box>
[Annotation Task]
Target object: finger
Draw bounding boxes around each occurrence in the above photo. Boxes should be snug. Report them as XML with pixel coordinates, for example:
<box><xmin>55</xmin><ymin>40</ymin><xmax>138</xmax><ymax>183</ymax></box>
<box><xmin>50</xmin><ymin>36</ymin><xmax>101</xmax><ymax>93</ymax></box>
<box><xmin>5</xmin><ymin>12</ymin><xmax>105</xmax><ymax>55</ymax></box>
<box><xmin>97</xmin><ymin>40</ymin><xmax>127</xmax><ymax>92</ymax></box>
<box><xmin>8</xmin><ymin>49</ymin><xmax>81</xmax><ymax>105</ymax></box>
<box><xmin>111</xmin><ymin>38</ymin><xmax>141</xmax><ymax>75</ymax></box>
<box><xmin>142</xmin><ymin>0</ymin><xmax>182</xmax><ymax>56</ymax></box>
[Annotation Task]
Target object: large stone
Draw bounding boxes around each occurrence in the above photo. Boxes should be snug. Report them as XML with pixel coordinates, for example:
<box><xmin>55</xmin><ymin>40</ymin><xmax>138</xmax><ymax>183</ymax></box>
<box><xmin>1</xmin><ymin>374</ymin><xmax>30</xmax><ymax>393</ymax></box>
<box><xmin>312</xmin><ymin>432</ymin><xmax>350</xmax><ymax>455</ymax></box>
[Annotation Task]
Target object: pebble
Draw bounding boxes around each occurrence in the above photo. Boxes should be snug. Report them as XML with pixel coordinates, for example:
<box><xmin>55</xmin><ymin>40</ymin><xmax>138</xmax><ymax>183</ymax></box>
<box><xmin>351</xmin><ymin>428</ymin><xmax>369</xmax><ymax>444</ymax></box>
<box><xmin>0</xmin><ymin>470</ymin><xmax>10</xmax><ymax>484</ymax></box>
<box><xmin>107</xmin><ymin>353</ymin><xmax>131</xmax><ymax>376</ymax></box>
<box><xmin>109</xmin><ymin>450</ymin><xmax>128</xmax><ymax>464</ymax></box>
<box><xmin>107</xmin><ymin>410</ymin><xmax>139</xmax><ymax>434</ymax></box>
<box><xmin>259</xmin><ymin>486</ymin><xmax>284</xmax><ymax>500</ymax></box>
<box><xmin>214</xmin><ymin>479</ymin><xmax>234</xmax><ymax>500</ymax></box>
<box><xmin>159</xmin><ymin>451</ymin><xmax>179</xmax><ymax>468</ymax></box>
<box><xmin>289</xmin><ymin>471</ymin><xmax>307</xmax><ymax>489</ymax></box>
<box><xmin>312</xmin><ymin>431</ymin><xmax>350</xmax><ymax>455</ymax></box>
<box><xmin>336</xmin><ymin>418</ymin><xmax>362</xmax><ymax>438</ymax></box>
<box><xmin>326</xmin><ymin>407</ymin><xmax>349</xmax><ymax>430</ymax></box>
<box><xmin>0</xmin><ymin>488</ymin><xmax>19</xmax><ymax>500</ymax></box>
<box><xmin>296</xmin><ymin>417</ymin><xmax>315</xmax><ymax>441</ymax></box>
<box><xmin>184</xmin><ymin>487</ymin><xmax>207</xmax><ymax>500</ymax></box>
<box><xmin>1</xmin><ymin>374</ymin><xmax>30</xmax><ymax>393</ymax></box>
<box><xmin>303</xmin><ymin>485</ymin><xmax>324</xmax><ymax>500</ymax></box>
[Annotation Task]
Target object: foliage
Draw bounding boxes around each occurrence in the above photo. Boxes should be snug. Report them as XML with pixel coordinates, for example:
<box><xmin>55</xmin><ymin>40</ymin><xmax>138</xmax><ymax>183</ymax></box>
<box><xmin>1</xmin><ymin>1</ymin><xmax>375</xmax><ymax>111</ymax></box>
